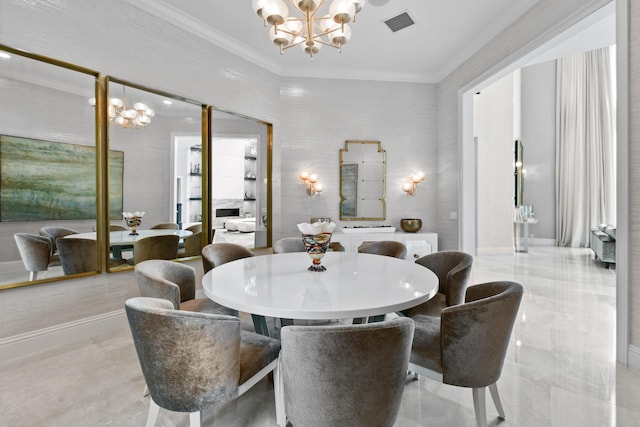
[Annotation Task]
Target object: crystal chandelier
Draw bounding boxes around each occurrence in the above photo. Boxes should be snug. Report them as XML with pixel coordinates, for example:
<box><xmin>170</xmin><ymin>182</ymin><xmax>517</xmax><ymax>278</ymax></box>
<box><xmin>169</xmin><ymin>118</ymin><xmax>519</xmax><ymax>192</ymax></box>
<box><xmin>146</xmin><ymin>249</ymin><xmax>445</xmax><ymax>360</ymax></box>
<box><xmin>252</xmin><ymin>0</ymin><xmax>366</xmax><ymax>59</ymax></box>
<box><xmin>88</xmin><ymin>88</ymin><xmax>155</xmax><ymax>129</ymax></box>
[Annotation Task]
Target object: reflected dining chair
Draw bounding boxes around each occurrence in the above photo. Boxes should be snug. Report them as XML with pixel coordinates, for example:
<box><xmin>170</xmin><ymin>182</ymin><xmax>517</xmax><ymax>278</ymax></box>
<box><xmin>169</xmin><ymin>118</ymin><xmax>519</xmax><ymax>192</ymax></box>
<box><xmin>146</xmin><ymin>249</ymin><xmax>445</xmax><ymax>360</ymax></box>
<box><xmin>125</xmin><ymin>297</ymin><xmax>283</xmax><ymax>427</ymax></box>
<box><xmin>408</xmin><ymin>281</ymin><xmax>523</xmax><ymax>427</ymax></box>
<box><xmin>14</xmin><ymin>233</ymin><xmax>60</xmax><ymax>281</ymax></box>
<box><xmin>149</xmin><ymin>222</ymin><xmax>179</xmax><ymax>230</ymax></box>
<box><xmin>272</xmin><ymin>237</ymin><xmax>305</xmax><ymax>254</ymax></box>
<box><xmin>357</xmin><ymin>240</ymin><xmax>407</xmax><ymax>259</ymax></box>
<box><xmin>127</xmin><ymin>234</ymin><xmax>180</xmax><ymax>265</ymax></box>
<box><xmin>279</xmin><ymin>317</ymin><xmax>415</xmax><ymax>427</ymax></box>
<box><xmin>201</xmin><ymin>242</ymin><xmax>253</xmax><ymax>274</ymax></box>
<box><xmin>56</xmin><ymin>237</ymin><xmax>98</xmax><ymax>275</ymax></box>
<box><xmin>185</xmin><ymin>223</ymin><xmax>202</xmax><ymax>233</ymax></box>
<box><xmin>177</xmin><ymin>231</ymin><xmax>203</xmax><ymax>258</ymax></box>
<box><xmin>39</xmin><ymin>226</ymin><xmax>78</xmax><ymax>254</ymax></box>
<box><xmin>135</xmin><ymin>259</ymin><xmax>236</xmax><ymax>316</ymax></box>
<box><xmin>57</xmin><ymin>237</ymin><xmax>127</xmax><ymax>274</ymax></box>
<box><xmin>402</xmin><ymin>251</ymin><xmax>474</xmax><ymax>318</ymax></box>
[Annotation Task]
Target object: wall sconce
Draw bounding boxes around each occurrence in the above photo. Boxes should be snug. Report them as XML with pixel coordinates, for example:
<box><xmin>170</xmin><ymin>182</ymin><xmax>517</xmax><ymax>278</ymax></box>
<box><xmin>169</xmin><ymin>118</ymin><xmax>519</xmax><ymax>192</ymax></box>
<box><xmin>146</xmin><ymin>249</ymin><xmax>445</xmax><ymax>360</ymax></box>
<box><xmin>401</xmin><ymin>172</ymin><xmax>425</xmax><ymax>196</ymax></box>
<box><xmin>299</xmin><ymin>171</ymin><xmax>324</xmax><ymax>196</ymax></box>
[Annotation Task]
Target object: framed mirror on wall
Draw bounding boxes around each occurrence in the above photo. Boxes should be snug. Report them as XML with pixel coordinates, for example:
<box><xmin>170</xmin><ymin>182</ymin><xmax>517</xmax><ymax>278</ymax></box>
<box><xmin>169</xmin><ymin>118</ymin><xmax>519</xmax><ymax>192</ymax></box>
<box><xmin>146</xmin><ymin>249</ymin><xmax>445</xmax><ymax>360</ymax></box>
<box><xmin>105</xmin><ymin>77</ymin><xmax>207</xmax><ymax>267</ymax></box>
<box><xmin>209</xmin><ymin>109</ymin><xmax>271</xmax><ymax>250</ymax></box>
<box><xmin>0</xmin><ymin>45</ymin><xmax>101</xmax><ymax>289</ymax></box>
<box><xmin>514</xmin><ymin>139</ymin><xmax>524</xmax><ymax>207</ymax></box>
<box><xmin>339</xmin><ymin>140</ymin><xmax>386</xmax><ymax>221</ymax></box>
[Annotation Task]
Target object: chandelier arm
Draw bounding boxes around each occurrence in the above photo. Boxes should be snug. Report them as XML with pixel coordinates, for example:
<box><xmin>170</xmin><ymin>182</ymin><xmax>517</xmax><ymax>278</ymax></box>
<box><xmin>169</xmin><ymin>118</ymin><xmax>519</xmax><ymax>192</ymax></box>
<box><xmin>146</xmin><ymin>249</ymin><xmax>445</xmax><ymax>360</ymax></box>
<box><xmin>314</xmin><ymin>39</ymin><xmax>340</xmax><ymax>49</ymax></box>
<box><xmin>282</xmin><ymin>37</ymin><xmax>307</xmax><ymax>51</ymax></box>
<box><xmin>310</xmin><ymin>0</ymin><xmax>326</xmax><ymax>16</ymax></box>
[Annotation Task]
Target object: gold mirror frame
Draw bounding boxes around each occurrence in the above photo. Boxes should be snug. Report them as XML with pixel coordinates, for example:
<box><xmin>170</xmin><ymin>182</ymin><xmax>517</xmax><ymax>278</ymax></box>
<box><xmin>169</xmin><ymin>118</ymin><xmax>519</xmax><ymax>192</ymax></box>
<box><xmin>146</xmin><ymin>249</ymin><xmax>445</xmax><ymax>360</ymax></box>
<box><xmin>339</xmin><ymin>140</ymin><xmax>386</xmax><ymax>221</ymax></box>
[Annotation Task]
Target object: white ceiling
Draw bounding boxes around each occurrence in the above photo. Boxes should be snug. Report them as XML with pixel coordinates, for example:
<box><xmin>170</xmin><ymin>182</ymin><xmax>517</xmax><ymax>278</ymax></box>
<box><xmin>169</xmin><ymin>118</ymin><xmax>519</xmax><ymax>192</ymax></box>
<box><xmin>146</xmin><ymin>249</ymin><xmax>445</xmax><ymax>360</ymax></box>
<box><xmin>133</xmin><ymin>0</ymin><xmax>542</xmax><ymax>83</ymax></box>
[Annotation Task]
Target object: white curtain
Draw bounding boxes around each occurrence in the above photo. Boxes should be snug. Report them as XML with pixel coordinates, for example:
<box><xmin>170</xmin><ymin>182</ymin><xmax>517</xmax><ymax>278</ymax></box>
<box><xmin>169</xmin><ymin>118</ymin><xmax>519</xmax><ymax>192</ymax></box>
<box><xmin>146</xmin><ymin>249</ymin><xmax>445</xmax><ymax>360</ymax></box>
<box><xmin>555</xmin><ymin>47</ymin><xmax>616</xmax><ymax>247</ymax></box>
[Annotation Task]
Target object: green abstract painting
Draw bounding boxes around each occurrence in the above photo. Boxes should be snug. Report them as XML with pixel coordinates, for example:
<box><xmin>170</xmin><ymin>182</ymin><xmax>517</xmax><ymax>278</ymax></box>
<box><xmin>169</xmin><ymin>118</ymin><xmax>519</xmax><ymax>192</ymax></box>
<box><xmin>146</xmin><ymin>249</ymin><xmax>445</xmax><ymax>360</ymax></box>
<box><xmin>0</xmin><ymin>135</ymin><xmax>124</xmax><ymax>221</ymax></box>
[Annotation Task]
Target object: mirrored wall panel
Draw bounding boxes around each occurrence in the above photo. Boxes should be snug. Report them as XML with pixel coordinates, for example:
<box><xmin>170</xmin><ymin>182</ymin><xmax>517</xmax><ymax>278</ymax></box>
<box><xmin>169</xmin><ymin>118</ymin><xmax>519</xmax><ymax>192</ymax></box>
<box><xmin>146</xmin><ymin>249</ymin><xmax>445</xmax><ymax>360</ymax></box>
<box><xmin>210</xmin><ymin>109</ymin><xmax>270</xmax><ymax>250</ymax></box>
<box><xmin>106</xmin><ymin>78</ymin><xmax>205</xmax><ymax>267</ymax></box>
<box><xmin>0</xmin><ymin>46</ymin><xmax>100</xmax><ymax>289</ymax></box>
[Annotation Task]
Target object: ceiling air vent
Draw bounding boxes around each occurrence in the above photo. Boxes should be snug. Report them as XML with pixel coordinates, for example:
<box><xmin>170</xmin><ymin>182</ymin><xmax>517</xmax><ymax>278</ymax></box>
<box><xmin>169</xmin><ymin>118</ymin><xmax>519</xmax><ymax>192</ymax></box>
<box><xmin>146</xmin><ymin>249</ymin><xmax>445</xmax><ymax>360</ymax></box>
<box><xmin>383</xmin><ymin>11</ymin><xmax>415</xmax><ymax>33</ymax></box>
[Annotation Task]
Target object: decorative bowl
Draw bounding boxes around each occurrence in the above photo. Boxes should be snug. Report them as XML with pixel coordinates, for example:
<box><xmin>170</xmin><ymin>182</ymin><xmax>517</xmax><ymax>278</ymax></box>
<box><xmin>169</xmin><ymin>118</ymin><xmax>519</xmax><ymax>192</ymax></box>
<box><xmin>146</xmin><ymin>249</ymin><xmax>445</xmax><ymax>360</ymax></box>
<box><xmin>400</xmin><ymin>218</ymin><xmax>422</xmax><ymax>233</ymax></box>
<box><xmin>302</xmin><ymin>232</ymin><xmax>332</xmax><ymax>272</ymax></box>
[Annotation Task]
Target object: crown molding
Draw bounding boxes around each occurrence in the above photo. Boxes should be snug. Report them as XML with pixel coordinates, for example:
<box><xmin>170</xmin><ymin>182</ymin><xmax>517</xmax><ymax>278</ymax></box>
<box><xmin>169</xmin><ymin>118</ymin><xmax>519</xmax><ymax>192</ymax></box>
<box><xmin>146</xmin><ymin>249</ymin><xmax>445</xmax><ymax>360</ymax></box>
<box><xmin>124</xmin><ymin>0</ymin><xmax>285</xmax><ymax>76</ymax></box>
<box><xmin>122</xmin><ymin>0</ymin><xmax>436</xmax><ymax>83</ymax></box>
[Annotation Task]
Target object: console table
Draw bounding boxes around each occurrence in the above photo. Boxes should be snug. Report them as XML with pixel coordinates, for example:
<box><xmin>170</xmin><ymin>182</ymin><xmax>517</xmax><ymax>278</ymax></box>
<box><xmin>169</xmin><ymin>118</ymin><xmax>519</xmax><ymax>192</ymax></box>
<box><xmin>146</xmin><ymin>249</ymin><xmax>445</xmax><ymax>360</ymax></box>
<box><xmin>331</xmin><ymin>231</ymin><xmax>438</xmax><ymax>260</ymax></box>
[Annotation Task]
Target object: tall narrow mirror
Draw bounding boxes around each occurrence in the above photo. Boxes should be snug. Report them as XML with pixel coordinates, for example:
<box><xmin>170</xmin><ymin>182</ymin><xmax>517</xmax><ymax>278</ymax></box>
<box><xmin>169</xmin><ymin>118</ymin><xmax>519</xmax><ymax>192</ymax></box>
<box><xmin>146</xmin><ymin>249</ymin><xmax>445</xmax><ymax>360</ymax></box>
<box><xmin>0</xmin><ymin>46</ymin><xmax>100</xmax><ymax>289</ymax></box>
<box><xmin>340</xmin><ymin>140</ymin><xmax>386</xmax><ymax>221</ymax></box>
<box><xmin>209</xmin><ymin>109</ymin><xmax>270</xmax><ymax>250</ymax></box>
<box><xmin>106</xmin><ymin>77</ymin><xmax>205</xmax><ymax>267</ymax></box>
<box><xmin>514</xmin><ymin>139</ymin><xmax>524</xmax><ymax>206</ymax></box>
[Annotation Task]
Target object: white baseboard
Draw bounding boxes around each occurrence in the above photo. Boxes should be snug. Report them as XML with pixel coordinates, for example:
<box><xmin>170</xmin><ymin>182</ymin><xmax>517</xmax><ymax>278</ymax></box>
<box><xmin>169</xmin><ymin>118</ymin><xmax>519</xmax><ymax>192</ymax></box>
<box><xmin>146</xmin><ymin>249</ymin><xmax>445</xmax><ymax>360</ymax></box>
<box><xmin>0</xmin><ymin>309</ymin><xmax>127</xmax><ymax>361</ymax></box>
<box><xmin>628</xmin><ymin>345</ymin><xmax>640</xmax><ymax>371</ymax></box>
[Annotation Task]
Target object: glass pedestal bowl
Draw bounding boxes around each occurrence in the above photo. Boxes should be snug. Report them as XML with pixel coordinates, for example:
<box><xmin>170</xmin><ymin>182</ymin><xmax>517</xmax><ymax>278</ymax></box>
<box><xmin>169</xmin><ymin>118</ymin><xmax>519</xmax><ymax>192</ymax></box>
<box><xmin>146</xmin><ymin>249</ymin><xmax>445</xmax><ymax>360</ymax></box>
<box><xmin>302</xmin><ymin>233</ymin><xmax>332</xmax><ymax>272</ymax></box>
<box><xmin>123</xmin><ymin>213</ymin><xmax>144</xmax><ymax>235</ymax></box>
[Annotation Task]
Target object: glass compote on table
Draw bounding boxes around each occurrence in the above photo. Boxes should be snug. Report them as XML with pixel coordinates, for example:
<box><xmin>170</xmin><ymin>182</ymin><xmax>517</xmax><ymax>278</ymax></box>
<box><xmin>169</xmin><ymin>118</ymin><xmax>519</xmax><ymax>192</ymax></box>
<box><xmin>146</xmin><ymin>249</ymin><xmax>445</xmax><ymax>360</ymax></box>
<box><xmin>298</xmin><ymin>221</ymin><xmax>337</xmax><ymax>272</ymax></box>
<box><xmin>123</xmin><ymin>211</ymin><xmax>145</xmax><ymax>235</ymax></box>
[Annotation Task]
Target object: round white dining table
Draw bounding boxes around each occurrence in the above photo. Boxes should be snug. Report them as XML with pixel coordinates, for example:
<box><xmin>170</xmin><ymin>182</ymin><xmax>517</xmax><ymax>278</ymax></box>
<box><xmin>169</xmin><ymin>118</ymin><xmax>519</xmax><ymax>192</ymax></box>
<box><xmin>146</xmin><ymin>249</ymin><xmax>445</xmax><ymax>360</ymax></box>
<box><xmin>68</xmin><ymin>229</ymin><xmax>192</xmax><ymax>246</ymax></box>
<box><xmin>202</xmin><ymin>251</ymin><xmax>439</xmax><ymax>335</ymax></box>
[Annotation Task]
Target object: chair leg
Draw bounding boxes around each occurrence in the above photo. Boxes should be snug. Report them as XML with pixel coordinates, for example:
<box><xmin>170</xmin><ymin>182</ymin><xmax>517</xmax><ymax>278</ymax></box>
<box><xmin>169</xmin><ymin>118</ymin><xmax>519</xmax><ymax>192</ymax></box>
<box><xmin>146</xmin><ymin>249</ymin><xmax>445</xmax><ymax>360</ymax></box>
<box><xmin>29</xmin><ymin>271</ymin><xmax>38</xmax><ymax>281</ymax></box>
<box><xmin>274</xmin><ymin>361</ymin><xmax>286</xmax><ymax>426</ymax></box>
<box><xmin>472</xmin><ymin>387</ymin><xmax>488</xmax><ymax>427</ymax></box>
<box><xmin>189</xmin><ymin>411</ymin><xmax>201</xmax><ymax>427</ymax></box>
<box><xmin>145</xmin><ymin>399</ymin><xmax>160</xmax><ymax>427</ymax></box>
<box><xmin>488</xmin><ymin>383</ymin><xmax>506</xmax><ymax>419</ymax></box>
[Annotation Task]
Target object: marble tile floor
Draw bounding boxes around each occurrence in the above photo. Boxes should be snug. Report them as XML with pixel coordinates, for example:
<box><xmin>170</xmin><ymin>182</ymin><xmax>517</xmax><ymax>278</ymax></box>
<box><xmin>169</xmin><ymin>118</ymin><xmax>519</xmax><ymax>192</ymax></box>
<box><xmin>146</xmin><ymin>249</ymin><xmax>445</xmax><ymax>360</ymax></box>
<box><xmin>2</xmin><ymin>246</ymin><xmax>640</xmax><ymax>427</ymax></box>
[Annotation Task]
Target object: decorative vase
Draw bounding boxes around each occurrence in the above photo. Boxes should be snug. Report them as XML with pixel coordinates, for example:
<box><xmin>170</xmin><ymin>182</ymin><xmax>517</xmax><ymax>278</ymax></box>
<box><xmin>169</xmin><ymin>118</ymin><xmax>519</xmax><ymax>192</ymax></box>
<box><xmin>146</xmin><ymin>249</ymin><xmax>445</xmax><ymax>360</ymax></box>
<box><xmin>123</xmin><ymin>211</ymin><xmax>145</xmax><ymax>235</ymax></box>
<box><xmin>400</xmin><ymin>218</ymin><xmax>422</xmax><ymax>233</ymax></box>
<box><xmin>302</xmin><ymin>232</ymin><xmax>332</xmax><ymax>272</ymax></box>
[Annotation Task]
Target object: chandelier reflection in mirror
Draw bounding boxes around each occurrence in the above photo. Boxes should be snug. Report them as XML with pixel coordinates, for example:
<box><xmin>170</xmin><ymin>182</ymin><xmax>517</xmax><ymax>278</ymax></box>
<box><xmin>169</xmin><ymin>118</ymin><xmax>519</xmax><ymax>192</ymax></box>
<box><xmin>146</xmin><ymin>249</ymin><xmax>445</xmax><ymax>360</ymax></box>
<box><xmin>252</xmin><ymin>0</ymin><xmax>366</xmax><ymax>59</ymax></box>
<box><xmin>88</xmin><ymin>87</ymin><xmax>155</xmax><ymax>128</ymax></box>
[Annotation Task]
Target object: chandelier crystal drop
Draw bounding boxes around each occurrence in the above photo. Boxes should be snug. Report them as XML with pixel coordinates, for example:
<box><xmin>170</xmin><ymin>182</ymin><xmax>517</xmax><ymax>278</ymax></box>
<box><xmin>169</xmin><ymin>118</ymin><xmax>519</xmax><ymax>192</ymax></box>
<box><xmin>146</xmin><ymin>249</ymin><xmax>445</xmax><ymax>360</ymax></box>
<box><xmin>88</xmin><ymin>88</ymin><xmax>155</xmax><ymax>129</ymax></box>
<box><xmin>252</xmin><ymin>0</ymin><xmax>366</xmax><ymax>60</ymax></box>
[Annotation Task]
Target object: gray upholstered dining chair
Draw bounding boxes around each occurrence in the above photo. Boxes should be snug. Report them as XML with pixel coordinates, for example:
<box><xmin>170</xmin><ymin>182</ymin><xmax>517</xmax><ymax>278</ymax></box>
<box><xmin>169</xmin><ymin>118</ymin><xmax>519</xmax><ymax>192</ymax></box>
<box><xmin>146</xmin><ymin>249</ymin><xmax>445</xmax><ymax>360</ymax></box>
<box><xmin>149</xmin><ymin>222</ymin><xmax>179</xmax><ymax>230</ymax></box>
<box><xmin>272</xmin><ymin>237</ymin><xmax>306</xmax><ymax>254</ymax></box>
<box><xmin>201</xmin><ymin>242</ymin><xmax>254</xmax><ymax>274</ymax></box>
<box><xmin>279</xmin><ymin>317</ymin><xmax>415</xmax><ymax>427</ymax></box>
<box><xmin>408</xmin><ymin>281</ymin><xmax>523</xmax><ymax>427</ymax></box>
<box><xmin>402</xmin><ymin>250</ymin><xmax>474</xmax><ymax>317</ymax></box>
<box><xmin>125</xmin><ymin>297</ymin><xmax>283</xmax><ymax>427</ymax></box>
<box><xmin>14</xmin><ymin>233</ymin><xmax>60</xmax><ymax>281</ymax></box>
<box><xmin>135</xmin><ymin>259</ymin><xmax>236</xmax><ymax>316</ymax></box>
<box><xmin>127</xmin><ymin>234</ymin><xmax>180</xmax><ymax>265</ymax></box>
<box><xmin>39</xmin><ymin>226</ymin><xmax>78</xmax><ymax>254</ymax></box>
<box><xmin>358</xmin><ymin>240</ymin><xmax>407</xmax><ymax>259</ymax></box>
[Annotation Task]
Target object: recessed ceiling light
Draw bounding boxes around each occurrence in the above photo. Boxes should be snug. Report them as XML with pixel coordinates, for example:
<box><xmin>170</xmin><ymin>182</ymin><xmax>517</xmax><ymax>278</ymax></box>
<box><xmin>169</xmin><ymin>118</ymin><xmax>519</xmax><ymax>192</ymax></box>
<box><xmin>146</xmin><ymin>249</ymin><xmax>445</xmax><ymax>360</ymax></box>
<box><xmin>163</xmin><ymin>100</ymin><xmax>172</xmax><ymax>105</ymax></box>
<box><xmin>0</xmin><ymin>52</ymin><xmax>11</xmax><ymax>60</ymax></box>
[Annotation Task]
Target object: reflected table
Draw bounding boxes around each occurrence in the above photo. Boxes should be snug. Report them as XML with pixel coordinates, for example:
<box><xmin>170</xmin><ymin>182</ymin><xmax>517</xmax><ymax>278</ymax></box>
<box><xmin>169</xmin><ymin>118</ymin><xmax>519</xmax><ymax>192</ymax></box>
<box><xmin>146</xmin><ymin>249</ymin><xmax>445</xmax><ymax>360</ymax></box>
<box><xmin>202</xmin><ymin>252</ymin><xmax>438</xmax><ymax>336</ymax></box>
<box><xmin>68</xmin><ymin>229</ymin><xmax>192</xmax><ymax>259</ymax></box>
